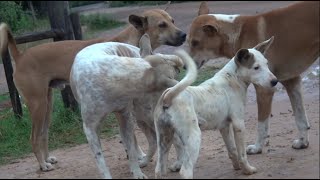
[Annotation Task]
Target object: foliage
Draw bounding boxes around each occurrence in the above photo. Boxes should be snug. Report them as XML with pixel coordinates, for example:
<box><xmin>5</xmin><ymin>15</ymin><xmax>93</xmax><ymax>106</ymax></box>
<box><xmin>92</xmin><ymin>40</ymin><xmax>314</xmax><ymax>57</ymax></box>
<box><xmin>80</xmin><ymin>13</ymin><xmax>126</xmax><ymax>31</ymax></box>
<box><xmin>0</xmin><ymin>1</ymin><xmax>33</xmax><ymax>33</ymax></box>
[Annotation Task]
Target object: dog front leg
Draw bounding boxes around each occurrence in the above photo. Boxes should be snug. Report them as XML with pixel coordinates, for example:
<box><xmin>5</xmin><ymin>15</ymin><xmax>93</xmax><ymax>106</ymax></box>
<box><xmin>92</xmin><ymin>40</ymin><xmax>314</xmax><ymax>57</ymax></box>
<box><xmin>219</xmin><ymin>124</ymin><xmax>240</xmax><ymax>170</ymax></box>
<box><xmin>136</xmin><ymin>120</ymin><xmax>156</xmax><ymax>168</ymax></box>
<box><xmin>116</xmin><ymin>110</ymin><xmax>148</xmax><ymax>179</ymax></box>
<box><xmin>247</xmin><ymin>85</ymin><xmax>274</xmax><ymax>155</ymax></box>
<box><xmin>232</xmin><ymin>118</ymin><xmax>257</xmax><ymax>175</ymax></box>
<box><xmin>281</xmin><ymin>76</ymin><xmax>310</xmax><ymax>149</ymax></box>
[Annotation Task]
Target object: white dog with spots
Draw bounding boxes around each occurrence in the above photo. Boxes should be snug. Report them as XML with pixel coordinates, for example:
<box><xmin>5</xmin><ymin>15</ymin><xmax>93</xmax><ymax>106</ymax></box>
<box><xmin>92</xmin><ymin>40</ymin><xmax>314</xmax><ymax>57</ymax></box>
<box><xmin>69</xmin><ymin>35</ymin><xmax>196</xmax><ymax>178</ymax></box>
<box><xmin>154</xmin><ymin>37</ymin><xmax>278</xmax><ymax>179</ymax></box>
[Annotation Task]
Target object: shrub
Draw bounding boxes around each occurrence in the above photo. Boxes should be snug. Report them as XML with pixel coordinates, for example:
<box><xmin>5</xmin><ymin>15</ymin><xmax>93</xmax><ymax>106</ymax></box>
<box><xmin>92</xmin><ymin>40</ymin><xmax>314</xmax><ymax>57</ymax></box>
<box><xmin>0</xmin><ymin>1</ymin><xmax>33</xmax><ymax>33</ymax></box>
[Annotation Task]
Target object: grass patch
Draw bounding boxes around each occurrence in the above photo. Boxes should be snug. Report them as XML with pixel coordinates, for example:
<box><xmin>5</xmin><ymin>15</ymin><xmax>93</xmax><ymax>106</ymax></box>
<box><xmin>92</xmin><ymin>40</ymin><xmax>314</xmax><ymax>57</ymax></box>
<box><xmin>0</xmin><ymin>90</ymin><xmax>119</xmax><ymax>166</ymax></box>
<box><xmin>80</xmin><ymin>13</ymin><xmax>126</xmax><ymax>40</ymax></box>
<box><xmin>177</xmin><ymin>67</ymin><xmax>220</xmax><ymax>86</ymax></box>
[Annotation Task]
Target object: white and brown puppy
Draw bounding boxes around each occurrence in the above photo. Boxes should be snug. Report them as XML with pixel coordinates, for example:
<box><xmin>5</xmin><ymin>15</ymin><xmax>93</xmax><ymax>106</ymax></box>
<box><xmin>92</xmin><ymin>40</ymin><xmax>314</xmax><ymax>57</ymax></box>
<box><xmin>154</xmin><ymin>37</ymin><xmax>277</xmax><ymax>179</ymax></box>
<box><xmin>187</xmin><ymin>1</ymin><xmax>319</xmax><ymax>154</ymax></box>
<box><xmin>69</xmin><ymin>36</ymin><xmax>189</xmax><ymax>178</ymax></box>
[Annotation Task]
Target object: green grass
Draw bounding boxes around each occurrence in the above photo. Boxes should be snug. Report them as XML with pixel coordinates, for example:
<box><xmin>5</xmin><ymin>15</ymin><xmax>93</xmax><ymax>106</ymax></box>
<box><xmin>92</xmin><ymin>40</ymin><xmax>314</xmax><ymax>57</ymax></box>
<box><xmin>0</xmin><ymin>90</ymin><xmax>119</xmax><ymax>165</ymax></box>
<box><xmin>177</xmin><ymin>67</ymin><xmax>220</xmax><ymax>86</ymax></box>
<box><xmin>80</xmin><ymin>13</ymin><xmax>126</xmax><ymax>40</ymax></box>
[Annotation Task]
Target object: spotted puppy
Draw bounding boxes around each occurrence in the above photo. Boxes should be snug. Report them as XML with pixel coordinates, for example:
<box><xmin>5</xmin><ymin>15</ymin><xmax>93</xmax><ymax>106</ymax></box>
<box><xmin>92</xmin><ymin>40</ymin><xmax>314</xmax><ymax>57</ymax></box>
<box><xmin>154</xmin><ymin>37</ymin><xmax>278</xmax><ymax>179</ymax></box>
<box><xmin>69</xmin><ymin>37</ymin><xmax>189</xmax><ymax>178</ymax></box>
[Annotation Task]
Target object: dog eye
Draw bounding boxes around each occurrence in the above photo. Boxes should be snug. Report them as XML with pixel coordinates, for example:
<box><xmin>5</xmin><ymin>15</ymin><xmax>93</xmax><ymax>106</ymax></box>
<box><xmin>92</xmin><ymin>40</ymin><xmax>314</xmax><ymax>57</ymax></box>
<box><xmin>159</xmin><ymin>22</ymin><xmax>167</xmax><ymax>28</ymax></box>
<box><xmin>254</xmin><ymin>66</ymin><xmax>259</xmax><ymax>70</ymax></box>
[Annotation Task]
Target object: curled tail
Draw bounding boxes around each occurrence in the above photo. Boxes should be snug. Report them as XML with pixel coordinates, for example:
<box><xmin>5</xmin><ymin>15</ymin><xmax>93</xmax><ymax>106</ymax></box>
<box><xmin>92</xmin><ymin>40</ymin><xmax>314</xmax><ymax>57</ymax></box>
<box><xmin>162</xmin><ymin>49</ymin><xmax>197</xmax><ymax>107</ymax></box>
<box><xmin>0</xmin><ymin>23</ymin><xmax>20</xmax><ymax>61</ymax></box>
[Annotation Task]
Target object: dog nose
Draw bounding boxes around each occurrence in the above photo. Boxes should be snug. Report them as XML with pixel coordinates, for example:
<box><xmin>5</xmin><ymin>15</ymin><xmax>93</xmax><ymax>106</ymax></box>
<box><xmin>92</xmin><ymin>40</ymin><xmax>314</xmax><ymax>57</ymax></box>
<box><xmin>270</xmin><ymin>79</ymin><xmax>278</xmax><ymax>87</ymax></box>
<box><xmin>179</xmin><ymin>31</ymin><xmax>186</xmax><ymax>41</ymax></box>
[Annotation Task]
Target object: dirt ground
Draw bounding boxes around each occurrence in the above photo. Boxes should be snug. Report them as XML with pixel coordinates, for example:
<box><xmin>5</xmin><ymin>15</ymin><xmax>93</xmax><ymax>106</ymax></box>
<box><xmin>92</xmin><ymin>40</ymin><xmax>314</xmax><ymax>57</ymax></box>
<box><xmin>0</xmin><ymin>1</ymin><xmax>319</xmax><ymax>179</ymax></box>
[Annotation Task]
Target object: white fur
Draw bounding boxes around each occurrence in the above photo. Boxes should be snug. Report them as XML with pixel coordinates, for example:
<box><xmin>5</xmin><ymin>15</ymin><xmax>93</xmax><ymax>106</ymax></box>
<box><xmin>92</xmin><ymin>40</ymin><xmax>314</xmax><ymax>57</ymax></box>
<box><xmin>209</xmin><ymin>14</ymin><xmax>240</xmax><ymax>23</ymax></box>
<box><xmin>154</xmin><ymin>42</ymin><xmax>277</xmax><ymax>178</ymax></box>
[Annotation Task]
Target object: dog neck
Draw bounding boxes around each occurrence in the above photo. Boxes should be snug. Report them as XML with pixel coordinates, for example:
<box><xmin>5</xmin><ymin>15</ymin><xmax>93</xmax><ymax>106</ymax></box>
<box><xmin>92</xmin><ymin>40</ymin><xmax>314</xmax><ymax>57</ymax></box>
<box><xmin>204</xmin><ymin>59</ymin><xmax>250</xmax><ymax>99</ymax></box>
<box><xmin>85</xmin><ymin>25</ymin><xmax>145</xmax><ymax>50</ymax></box>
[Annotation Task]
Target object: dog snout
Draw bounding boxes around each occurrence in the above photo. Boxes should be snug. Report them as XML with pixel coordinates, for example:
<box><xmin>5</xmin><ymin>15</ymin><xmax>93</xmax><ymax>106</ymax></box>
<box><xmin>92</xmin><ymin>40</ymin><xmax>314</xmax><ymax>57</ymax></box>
<box><xmin>179</xmin><ymin>31</ymin><xmax>187</xmax><ymax>42</ymax></box>
<box><xmin>270</xmin><ymin>79</ymin><xmax>278</xmax><ymax>87</ymax></box>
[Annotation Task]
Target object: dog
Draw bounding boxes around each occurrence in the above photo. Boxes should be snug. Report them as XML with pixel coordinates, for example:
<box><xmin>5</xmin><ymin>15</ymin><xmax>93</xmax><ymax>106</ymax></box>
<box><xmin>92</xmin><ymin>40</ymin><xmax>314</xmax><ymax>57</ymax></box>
<box><xmin>0</xmin><ymin>6</ymin><xmax>186</xmax><ymax>171</ymax></box>
<box><xmin>187</xmin><ymin>1</ymin><xmax>319</xmax><ymax>154</ymax></box>
<box><xmin>154</xmin><ymin>37</ymin><xmax>277</xmax><ymax>179</ymax></box>
<box><xmin>69</xmin><ymin>35</ymin><xmax>194</xmax><ymax>178</ymax></box>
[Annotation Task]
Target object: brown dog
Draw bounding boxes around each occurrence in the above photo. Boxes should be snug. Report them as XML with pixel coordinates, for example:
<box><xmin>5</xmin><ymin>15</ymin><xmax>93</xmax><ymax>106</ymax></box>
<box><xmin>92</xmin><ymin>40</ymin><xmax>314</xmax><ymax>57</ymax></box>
<box><xmin>0</xmin><ymin>8</ymin><xmax>186</xmax><ymax>172</ymax></box>
<box><xmin>187</xmin><ymin>1</ymin><xmax>319</xmax><ymax>155</ymax></box>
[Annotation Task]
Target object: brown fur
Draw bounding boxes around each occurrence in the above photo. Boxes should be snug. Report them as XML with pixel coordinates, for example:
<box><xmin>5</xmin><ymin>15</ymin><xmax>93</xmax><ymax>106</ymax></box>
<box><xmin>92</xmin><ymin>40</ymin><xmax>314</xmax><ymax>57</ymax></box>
<box><xmin>188</xmin><ymin>1</ymin><xmax>319</xmax><ymax>154</ymax></box>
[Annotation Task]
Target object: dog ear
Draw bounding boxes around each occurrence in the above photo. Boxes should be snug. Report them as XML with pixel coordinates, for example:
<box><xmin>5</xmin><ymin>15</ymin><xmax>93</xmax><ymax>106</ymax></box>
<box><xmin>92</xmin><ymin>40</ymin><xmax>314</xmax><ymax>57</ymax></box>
<box><xmin>202</xmin><ymin>24</ymin><xmax>218</xmax><ymax>36</ymax></box>
<box><xmin>129</xmin><ymin>15</ymin><xmax>148</xmax><ymax>31</ymax></box>
<box><xmin>198</xmin><ymin>1</ymin><xmax>209</xmax><ymax>16</ymax></box>
<box><xmin>139</xmin><ymin>34</ymin><xmax>153</xmax><ymax>57</ymax></box>
<box><xmin>254</xmin><ymin>36</ymin><xmax>274</xmax><ymax>55</ymax></box>
<box><xmin>164</xmin><ymin>1</ymin><xmax>171</xmax><ymax>11</ymax></box>
<box><xmin>235</xmin><ymin>48</ymin><xmax>250</xmax><ymax>67</ymax></box>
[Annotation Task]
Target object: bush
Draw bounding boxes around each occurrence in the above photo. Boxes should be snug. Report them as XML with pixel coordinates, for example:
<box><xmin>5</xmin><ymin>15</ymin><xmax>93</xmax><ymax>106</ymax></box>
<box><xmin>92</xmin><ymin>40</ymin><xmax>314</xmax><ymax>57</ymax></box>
<box><xmin>0</xmin><ymin>1</ymin><xmax>33</xmax><ymax>33</ymax></box>
<box><xmin>69</xmin><ymin>1</ymin><xmax>103</xmax><ymax>8</ymax></box>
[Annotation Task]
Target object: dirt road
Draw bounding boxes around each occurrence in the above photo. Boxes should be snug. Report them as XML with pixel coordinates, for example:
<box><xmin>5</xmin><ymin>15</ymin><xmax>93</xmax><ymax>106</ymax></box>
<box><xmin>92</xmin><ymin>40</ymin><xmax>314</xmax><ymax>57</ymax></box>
<box><xmin>0</xmin><ymin>1</ymin><xmax>318</xmax><ymax>179</ymax></box>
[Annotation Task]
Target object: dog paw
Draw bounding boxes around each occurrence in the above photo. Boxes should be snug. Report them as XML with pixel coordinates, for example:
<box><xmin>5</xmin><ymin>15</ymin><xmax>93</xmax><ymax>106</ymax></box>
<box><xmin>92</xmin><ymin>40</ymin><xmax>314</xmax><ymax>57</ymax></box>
<box><xmin>132</xmin><ymin>170</ymin><xmax>148</xmax><ymax>179</ymax></box>
<box><xmin>242</xmin><ymin>166</ymin><xmax>257</xmax><ymax>175</ymax></box>
<box><xmin>138</xmin><ymin>157</ymin><xmax>150</xmax><ymax>168</ymax></box>
<box><xmin>40</xmin><ymin>162</ymin><xmax>55</xmax><ymax>172</ymax></box>
<box><xmin>46</xmin><ymin>156</ymin><xmax>58</xmax><ymax>164</ymax></box>
<box><xmin>292</xmin><ymin>139</ymin><xmax>309</xmax><ymax>149</ymax></box>
<box><xmin>246</xmin><ymin>145</ymin><xmax>262</xmax><ymax>155</ymax></box>
<box><xmin>232</xmin><ymin>162</ymin><xmax>241</xmax><ymax>170</ymax></box>
<box><xmin>168</xmin><ymin>161</ymin><xmax>182</xmax><ymax>172</ymax></box>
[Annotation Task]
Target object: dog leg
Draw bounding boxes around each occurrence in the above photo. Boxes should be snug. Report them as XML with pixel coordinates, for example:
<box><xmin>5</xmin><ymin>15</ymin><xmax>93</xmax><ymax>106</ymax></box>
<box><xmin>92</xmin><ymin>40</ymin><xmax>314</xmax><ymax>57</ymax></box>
<box><xmin>27</xmin><ymin>92</ymin><xmax>54</xmax><ymax>171</ymax></box>
<box><xmin>169</xmin><ymin>134</ymin><xmax>184</xmax><ymax>172</ymax></box>
<box><xmin>247</xmin><ymin>85</ymin><xmax>274</xmax><ymax>155</ymax></box>
<box><xmin>219</xmin><ymin>124</ymin><xmax>240</xmax><ymax>170</ymax></box>
<box><xmin>281</xmin><ymin>76</ymin><xmax>310</xmax><ymax>149</ymax></box>
<box><xmin>136</xmin><ymin>120</ymin><xmax>156</xmax><ymax>168</ymax></box>
<box><xmin>82</xmin><ymin>107</ymin><xmax>112</xmax><ymax>179</ymax></box>
<box><xmin>155</xmin><ymin>114</ymin><xmax>175</xmax><ymax>179</ymax></box>
<box><xmin>232</xmin><ymin>118</ymin><xmax>257</xmax><ymax>175</ymax></box>
<box><xmin>43</xmin><ymin>88</ymin><xmax>57</xmax><ymax>164</ymax></box>
<box><xmin>116</xmin><ymin>110</ymin><xmax>148</xmax><ymax>179</ymax></box>
<box><xmin>178</xmin><ymin>125</ymin><xmax>201</xmax><ymax>179</ymax></box>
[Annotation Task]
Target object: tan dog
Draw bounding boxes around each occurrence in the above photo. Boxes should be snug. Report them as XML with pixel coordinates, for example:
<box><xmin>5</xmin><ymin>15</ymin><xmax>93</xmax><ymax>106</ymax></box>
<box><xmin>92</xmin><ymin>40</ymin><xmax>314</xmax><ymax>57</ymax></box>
<box><xmin>69</xmin><ymin>35</ymin><xmax>189</xmax><ymax>178</ymax></box>
<box><xmin>0</xmin><ymin>8</ymin><xmax>186</xmax><ymax>172</ymax></box>
<box><xmin>187</xmin><ymin>1</ymin><xmax>319</xmax><ymax>154</ymax></box>
<box><xmin>154</xmin><ymin>38</ymin><xmax>277</xmax><ymax>179</ymax></box>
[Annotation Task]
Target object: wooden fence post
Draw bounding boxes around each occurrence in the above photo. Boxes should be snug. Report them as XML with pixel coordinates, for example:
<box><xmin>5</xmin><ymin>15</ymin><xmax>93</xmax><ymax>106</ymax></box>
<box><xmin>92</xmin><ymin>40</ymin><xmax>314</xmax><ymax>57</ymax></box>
<box><xmin>47</xmin><ymin>1</ymin><xmax>78</xmax><ymax>111</ymax></box>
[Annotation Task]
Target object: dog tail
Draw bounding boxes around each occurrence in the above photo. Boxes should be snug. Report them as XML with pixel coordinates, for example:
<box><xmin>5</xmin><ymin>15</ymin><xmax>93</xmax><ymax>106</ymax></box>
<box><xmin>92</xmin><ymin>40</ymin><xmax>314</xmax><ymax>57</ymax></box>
<box><xmin>0</xmin><ymin>23</ymin><xmax>20</xmax><ymax>61</ymax></box>
<box><xmin>162</xmin><ymin>49</ymin><xmax>197</xmax><ymax>107</ymax></box>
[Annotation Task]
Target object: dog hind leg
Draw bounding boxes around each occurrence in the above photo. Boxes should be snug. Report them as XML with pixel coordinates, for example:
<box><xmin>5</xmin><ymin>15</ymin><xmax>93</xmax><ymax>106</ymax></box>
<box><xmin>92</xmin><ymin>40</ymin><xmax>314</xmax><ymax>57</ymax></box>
<box><xmin>155</xmin><ymin>112</ymin><xmax>175</xmax><ymax>179</ymax></box>
<box><xmin>281</xmin><ymin>76</ymin><xmax>310</xmax><ymax>149</ymax></box>
<box><xmin>43</xmin><ymin>88</ymin><xmax>57</xmax><ymax>164</ymax></box>
<box><xmin>82</xmin><ymin>108</ymin><xmax>112</xmax><ymax>179</ymax></box>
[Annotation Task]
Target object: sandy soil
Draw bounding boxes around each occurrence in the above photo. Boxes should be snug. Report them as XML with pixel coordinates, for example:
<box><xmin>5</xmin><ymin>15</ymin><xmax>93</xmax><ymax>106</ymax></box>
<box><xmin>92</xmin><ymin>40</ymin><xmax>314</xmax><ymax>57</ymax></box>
<box><xmin>0</xmin><ymin>1</ymin><xmax>318</xmax><ymax>179</ymax></box>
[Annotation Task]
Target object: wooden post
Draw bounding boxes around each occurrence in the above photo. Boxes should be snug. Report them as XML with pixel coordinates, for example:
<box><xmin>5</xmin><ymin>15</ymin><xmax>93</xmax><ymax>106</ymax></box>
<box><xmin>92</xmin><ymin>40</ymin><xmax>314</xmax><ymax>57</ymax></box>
<box><xmin>70</xmin><ymin>12</ymin><xmax>82</xmax><ymax>40</ymax></box>
<box><xmin>2</xmin><ymin>49</ymin><xmax>23</xmax><ymax>118</ymax></box>
<box><xmin>47</xmin><ymin>1</ymin><xmax>78</xmax><ymax>111</ymax></box>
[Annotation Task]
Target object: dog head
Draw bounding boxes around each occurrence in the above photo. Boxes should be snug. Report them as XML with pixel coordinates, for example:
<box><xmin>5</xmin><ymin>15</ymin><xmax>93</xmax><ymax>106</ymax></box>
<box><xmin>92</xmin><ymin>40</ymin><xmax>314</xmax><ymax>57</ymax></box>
<box><xmin>235</xmin><ymin>37</ymin><xmax>278</xmax><ymax>89</ymax></box>
<box><xmin>143</xmin><ymin>53</ymin><xmax>183</xmax><ymax>92</ymax></box>
<box><xmin>187</xmin><ymin>2</ymin><xmax>240</xmax><ymax>68</ymax></box>
<box><xmin>129</xmin><ymin>6</ymin><xmax>186</xmax><ymax>50</ymax></box>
